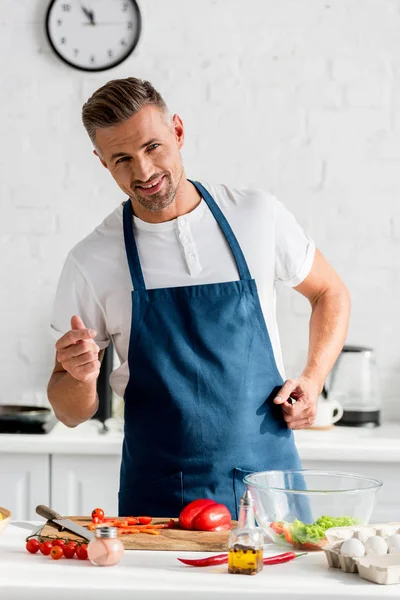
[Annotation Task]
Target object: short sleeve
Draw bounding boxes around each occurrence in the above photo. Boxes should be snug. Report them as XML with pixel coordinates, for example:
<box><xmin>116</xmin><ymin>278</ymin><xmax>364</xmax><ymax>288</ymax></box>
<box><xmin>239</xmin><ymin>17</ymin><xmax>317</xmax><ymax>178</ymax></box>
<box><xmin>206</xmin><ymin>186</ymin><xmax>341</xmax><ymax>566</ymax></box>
<box><xmin>50</xmin><ymin>253</ymin><xmax>110</xmax><ymax>349</ymax></box>
<box><xmin>274</xmin><ymin>199</ymin><xmax>315</xmax><ymax>287</ymax></box>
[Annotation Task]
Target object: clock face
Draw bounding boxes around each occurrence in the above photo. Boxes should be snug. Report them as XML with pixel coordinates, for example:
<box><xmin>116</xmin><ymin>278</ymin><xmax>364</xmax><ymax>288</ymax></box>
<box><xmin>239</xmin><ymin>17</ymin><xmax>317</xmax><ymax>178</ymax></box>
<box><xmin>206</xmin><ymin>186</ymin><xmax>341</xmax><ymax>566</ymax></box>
<box><xmin>45</xmin><ymin>0</ymin><xmax>141</xmax><ymax>72</ymax></box>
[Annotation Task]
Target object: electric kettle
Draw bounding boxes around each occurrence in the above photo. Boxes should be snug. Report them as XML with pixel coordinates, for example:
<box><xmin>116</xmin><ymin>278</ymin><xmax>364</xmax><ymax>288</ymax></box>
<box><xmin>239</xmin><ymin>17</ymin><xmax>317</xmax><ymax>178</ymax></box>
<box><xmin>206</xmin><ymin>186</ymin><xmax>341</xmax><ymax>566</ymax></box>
<box><xmin>323</xmin><ymin>345</ymin><xmax>381</xmax><ymax>427</ymax></box>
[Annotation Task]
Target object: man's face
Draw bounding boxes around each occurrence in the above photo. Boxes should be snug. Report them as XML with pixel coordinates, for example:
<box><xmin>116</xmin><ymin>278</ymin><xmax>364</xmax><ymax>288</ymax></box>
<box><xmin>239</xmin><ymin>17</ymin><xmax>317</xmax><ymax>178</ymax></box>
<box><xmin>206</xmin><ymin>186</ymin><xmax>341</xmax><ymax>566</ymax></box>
<box><xmin>94</xmin><ymin>105</ymin><xmax>185</xmax><ymax>212</ymax></box>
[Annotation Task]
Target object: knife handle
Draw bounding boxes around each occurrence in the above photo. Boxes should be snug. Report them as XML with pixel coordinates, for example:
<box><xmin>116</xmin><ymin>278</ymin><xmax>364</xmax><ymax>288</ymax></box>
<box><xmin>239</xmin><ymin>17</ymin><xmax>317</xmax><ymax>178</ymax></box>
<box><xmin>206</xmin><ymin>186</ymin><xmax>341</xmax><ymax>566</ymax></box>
<box><xmin>36</xmin><ymin>505</ymin><xmax>63</xmax><ymax>521</ymax></box>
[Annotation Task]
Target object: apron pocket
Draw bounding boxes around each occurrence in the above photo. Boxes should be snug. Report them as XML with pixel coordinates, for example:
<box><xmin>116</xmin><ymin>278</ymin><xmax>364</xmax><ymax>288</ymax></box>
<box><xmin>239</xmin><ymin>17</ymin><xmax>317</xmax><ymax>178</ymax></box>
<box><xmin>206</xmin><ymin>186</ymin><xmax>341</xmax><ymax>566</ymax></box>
<box><xmin>118</xmin><ymin>471</ymin><xmax>183</xmax><ymax>517</ymax></box>
<box><xmin>233</xmin><ymin>467</ymin><xmax>254</xmax><ymax>520</ymax></box>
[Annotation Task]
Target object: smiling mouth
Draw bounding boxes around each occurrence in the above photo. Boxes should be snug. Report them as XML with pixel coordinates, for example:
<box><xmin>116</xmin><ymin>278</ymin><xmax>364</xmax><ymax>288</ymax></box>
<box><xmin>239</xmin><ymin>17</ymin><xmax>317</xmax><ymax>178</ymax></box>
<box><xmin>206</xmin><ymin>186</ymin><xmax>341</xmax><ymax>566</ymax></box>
<box><xmin>136</xmin><ymin>175</ymin><xmax>165</xmax><ymax>192</ymax></box>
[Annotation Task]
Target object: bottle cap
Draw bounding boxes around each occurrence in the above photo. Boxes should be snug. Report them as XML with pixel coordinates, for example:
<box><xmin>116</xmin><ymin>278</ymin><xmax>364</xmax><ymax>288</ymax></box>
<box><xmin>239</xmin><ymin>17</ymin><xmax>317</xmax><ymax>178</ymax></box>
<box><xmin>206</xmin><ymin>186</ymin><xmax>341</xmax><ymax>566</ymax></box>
<box><xmin>240</xmin><ymin>490</ymin><xmax>254</xmax><ymax>507</ymax></box>
<box><xmin>94</xmin><ymin>526</ymin><xmax>118</xmax><ymax>539</ymax></box>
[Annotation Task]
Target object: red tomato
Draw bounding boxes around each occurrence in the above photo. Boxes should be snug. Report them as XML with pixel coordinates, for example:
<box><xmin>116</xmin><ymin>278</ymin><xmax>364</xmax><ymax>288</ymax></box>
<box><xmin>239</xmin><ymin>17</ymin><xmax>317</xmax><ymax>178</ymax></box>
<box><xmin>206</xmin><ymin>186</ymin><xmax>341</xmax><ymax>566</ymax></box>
<box><xmin>63</xmin><ymin>544</ymin><xmax>76</xmax><ymax>558</ymax></box>
<box><xmin>127</xmin><ymin>517</ymin><xmax>139</xmax><ymax>526</ymax></box>
<box><xmin>270</xmin><ymin>521</ymin><xmax>284</xmax><ymax>536</ymax></box>
<box><xmin>178</xmin><ymin>499</ymin><xmax>217</xmax><ymax>530</ymax></box>
<box><xmin>67</xmin><ymin>541</ymin><xmax>78</xmax><ymax>549</ymax></box>
<box><xmin>76</xmin><ymin>544</ymin><xmax>88</xmax><ymax>560</ymax></box>
<box><xmin>50</xmin><ymin>546</ymin><xmax>64</xmax><ymax>560</ymax></box>
<box><xmin>51</xmin><ymin>539</ymin><xmax>66</xmax><ymax>547</ymax></box>
<box><xmin>191</xmin><ymin>503</ymin><xmax>232</xmax><ymax>532</ymax></box>
<box><xmin>92</xmin><ymin>516</ymin><xmax>102</xmax><ymax>525</ymax></box>
<box><xmin>91</xmin><ymin>508</ymin><xmax>104</xmax><ymax>520</ymax></box>
<box><xmin>39</xmin><ymin>541</ymin><xmax>53</xmax><ymax>555</ymax></box>
<box><xmin>138</xmin><ymin>516</ymin><xmax>152</xmax><ymax>525</ymax></box>
<box><xmin>26</xmin><ymin>538</ymin><xmax>40</xmax><ymax>554</ymax></box>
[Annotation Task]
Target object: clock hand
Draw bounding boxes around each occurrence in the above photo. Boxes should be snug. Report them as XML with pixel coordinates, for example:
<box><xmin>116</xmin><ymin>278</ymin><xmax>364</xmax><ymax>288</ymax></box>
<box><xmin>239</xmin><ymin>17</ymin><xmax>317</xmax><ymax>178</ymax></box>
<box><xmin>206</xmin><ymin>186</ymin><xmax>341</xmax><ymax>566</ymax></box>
<box><xmin>80</xmin><ymin>5</ymin><xmax>95</xmax><ymax>25</ymax></box>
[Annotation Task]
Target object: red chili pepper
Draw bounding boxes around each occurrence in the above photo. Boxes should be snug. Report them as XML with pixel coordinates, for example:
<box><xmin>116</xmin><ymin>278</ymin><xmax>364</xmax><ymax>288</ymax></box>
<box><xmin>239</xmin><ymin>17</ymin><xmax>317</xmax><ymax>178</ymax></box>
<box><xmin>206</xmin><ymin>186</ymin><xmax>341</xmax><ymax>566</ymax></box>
<box><xmin>178</xmin><ymin>553</ymin><xmax>229</xmax><ymax>567</ymax></box>
<box><xmin>263</xmin><ymin>551</ymin><xmax>307</xmax><ymax>565</ymax></box>
<box><xmin>177</xmin><ymin>551</ymin><xmax>307</xmax><ymax>568</ymax></box>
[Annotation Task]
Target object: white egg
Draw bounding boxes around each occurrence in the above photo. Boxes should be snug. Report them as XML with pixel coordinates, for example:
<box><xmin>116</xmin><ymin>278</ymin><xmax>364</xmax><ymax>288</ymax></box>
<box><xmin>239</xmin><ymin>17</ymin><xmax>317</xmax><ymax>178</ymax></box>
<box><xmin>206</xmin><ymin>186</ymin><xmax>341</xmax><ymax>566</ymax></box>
<box><xmin>377</xmin><ymin>525</ymin><xmax>398</xmax><ymax>538</ymax></box>
<box><xmin>340</xmin><ymin>538</ymin><xmax>366</xmax><ymax>558</ymax></box>
<box><xmin>354</xmin><ymin>527</ymin><xmax>376</xmax><ymax>543</ymax></box>
<box><xmin>364</xmin><ymin>536</ymin><xmax>388</xmax><ymax>556</ymax></box>
<box><xmin>387</xmin><ymin>534</ymin><xmax>400</xmax><ymax>553</ymax></box>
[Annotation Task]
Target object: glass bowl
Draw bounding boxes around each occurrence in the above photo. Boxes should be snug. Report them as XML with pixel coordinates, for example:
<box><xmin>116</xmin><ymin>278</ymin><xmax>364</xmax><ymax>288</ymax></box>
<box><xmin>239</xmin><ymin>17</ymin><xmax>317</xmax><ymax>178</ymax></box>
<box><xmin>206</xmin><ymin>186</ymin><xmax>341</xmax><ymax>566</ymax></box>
<box><xmin>244</xmin><ymin>470</ymin><xmax>382</xmax><ymax>552</ymax></box>
<box><xmin>0</xmin><ymin>507</ymin><xmax>11</xmax><ymax>538</ymax></box>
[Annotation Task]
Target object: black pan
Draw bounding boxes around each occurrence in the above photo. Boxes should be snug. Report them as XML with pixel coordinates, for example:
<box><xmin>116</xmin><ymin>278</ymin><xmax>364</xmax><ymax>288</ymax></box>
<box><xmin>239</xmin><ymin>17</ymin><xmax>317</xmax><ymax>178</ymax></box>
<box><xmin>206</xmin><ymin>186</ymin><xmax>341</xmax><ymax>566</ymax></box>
<box><xmin>0</xmin><ymin>405</ymin><xmax>53</xmax><ymax>424</ymax></box>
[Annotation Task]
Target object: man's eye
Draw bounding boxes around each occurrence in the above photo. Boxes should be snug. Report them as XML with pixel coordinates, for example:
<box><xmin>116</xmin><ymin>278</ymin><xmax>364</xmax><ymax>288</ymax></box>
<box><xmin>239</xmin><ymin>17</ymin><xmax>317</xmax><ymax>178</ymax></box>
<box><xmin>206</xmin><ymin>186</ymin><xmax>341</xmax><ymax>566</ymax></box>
<box><xmin>116</xmin><ymin>156</ymin><xmax>130</xmax><ymax>164</ymax></box>
<box><xmin>147</xmin><ymin>144</ymin><xmax>159</xmax><ymax>151</ymax></box>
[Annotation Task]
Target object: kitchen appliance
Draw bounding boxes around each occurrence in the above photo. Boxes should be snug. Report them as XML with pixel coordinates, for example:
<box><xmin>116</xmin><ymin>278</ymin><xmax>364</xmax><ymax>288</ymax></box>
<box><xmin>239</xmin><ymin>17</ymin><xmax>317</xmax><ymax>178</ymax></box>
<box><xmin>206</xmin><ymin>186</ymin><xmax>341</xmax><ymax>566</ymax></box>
<box><xmin>244</xmin><ymin>469</ymin><xmax>382</xmax><ymax>551</ymax></box>
<box><xmin>324</xmin><ymin>345</ymin><xmax>381</xmax><ymax>427</ymax></box>
<box><xmin>0</xmin><ymin>405</ymin><xmax>58</xmax><ymax>434</ymax></box>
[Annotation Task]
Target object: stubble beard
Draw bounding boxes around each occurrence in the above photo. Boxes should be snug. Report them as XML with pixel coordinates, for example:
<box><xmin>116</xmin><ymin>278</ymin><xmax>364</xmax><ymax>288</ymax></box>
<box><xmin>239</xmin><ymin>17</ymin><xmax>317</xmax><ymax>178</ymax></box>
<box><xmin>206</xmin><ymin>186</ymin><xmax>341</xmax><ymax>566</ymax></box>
<box><xmin>131</xmin><ymin>169</ymin><xmax>184</xmax><ymax>213</ymax></box>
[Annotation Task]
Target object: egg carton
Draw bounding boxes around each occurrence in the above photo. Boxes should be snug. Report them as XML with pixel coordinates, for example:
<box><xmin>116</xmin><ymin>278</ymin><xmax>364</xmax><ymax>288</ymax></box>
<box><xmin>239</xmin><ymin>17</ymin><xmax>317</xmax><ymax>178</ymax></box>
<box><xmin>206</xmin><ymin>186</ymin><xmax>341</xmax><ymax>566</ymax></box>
<box><xmin>323</xmin><ymin>522</ymin><xmax>400</xmax><ymax>584</ymax></box>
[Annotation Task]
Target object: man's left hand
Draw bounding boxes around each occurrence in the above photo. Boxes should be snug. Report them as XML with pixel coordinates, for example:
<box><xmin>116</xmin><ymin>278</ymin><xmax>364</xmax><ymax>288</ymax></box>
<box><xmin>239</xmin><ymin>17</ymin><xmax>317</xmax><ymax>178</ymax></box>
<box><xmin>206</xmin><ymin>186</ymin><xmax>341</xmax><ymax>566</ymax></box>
<box><xmin>273</xmin><ymin>376</ymin><xmax>320</xmax><ymax>430</ymax></box>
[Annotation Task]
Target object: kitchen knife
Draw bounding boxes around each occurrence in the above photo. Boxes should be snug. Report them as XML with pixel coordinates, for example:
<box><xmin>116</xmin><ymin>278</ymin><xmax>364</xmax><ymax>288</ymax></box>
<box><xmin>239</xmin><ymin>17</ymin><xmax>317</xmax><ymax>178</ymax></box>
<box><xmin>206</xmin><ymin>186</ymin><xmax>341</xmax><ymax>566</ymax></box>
<box><xmin>36</xmin><ymin>505</ymin><xmax>94</xmax><ymax>541</ymax></box>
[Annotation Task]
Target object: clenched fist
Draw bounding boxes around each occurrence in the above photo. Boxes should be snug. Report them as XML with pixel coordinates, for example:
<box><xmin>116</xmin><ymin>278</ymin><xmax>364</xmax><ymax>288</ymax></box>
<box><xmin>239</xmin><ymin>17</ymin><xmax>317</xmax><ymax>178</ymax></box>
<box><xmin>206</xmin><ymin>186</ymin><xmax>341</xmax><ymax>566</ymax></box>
<box><xmin>55</xmin><ymin>315</ymin><xmax>101</xmax><ymax>383</ymax></box>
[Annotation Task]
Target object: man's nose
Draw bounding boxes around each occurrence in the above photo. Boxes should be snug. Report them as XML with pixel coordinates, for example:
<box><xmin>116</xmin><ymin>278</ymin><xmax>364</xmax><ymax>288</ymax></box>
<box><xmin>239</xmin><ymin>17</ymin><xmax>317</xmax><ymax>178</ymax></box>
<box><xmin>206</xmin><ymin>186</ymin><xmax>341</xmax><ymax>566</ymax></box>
<box><xmin>134</xmin><ymin>156</ymin><xmax>154</xmax><ymax>183</ymax></box>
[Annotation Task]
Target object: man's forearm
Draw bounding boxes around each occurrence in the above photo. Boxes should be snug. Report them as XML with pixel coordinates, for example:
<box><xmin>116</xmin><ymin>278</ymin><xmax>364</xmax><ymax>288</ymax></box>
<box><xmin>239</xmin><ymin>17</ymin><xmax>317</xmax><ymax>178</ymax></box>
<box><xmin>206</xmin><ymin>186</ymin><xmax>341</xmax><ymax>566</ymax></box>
<box><xmin>47</xmin><ymin>370</ymin><xmax>99</xmax><ymax>427</ymax></box>
<box><xmin>301</xmin><ymin>284</ymin><xmax>351</xmax><ymax>392</ymax></box>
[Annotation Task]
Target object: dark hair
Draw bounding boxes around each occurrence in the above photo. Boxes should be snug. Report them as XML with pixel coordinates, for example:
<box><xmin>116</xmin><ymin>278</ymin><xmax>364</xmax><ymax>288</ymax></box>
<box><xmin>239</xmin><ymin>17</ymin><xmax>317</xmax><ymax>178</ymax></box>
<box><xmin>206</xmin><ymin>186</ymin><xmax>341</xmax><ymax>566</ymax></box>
<box><xmin>82</xmin><ymin>77</ymin><xmax>169</xmax><ymax>147</ymax></box>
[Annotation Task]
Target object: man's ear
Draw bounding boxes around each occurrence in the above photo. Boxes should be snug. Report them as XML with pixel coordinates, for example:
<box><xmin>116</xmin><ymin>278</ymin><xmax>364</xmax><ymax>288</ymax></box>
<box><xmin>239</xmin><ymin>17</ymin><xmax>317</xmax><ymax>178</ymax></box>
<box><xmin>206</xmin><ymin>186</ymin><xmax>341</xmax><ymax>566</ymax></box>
<box><xmin>172</xmin><ymin>114</ymin><xmax>184</xmax><ymax>150</ymax></box>
<box><xmin>93</xmin><ymin>149</ymin><xmax>108</xmax><ymax>169</ymax></box>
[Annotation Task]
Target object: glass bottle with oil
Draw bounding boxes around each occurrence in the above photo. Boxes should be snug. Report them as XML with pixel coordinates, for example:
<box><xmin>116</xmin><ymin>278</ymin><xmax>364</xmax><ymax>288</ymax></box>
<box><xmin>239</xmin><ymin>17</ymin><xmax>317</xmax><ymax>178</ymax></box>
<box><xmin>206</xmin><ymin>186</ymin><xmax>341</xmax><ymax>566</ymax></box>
<box><xmin>228</xmin><ymin>490</ymin><xmax>264</xmax><ymax>575</ymax></box>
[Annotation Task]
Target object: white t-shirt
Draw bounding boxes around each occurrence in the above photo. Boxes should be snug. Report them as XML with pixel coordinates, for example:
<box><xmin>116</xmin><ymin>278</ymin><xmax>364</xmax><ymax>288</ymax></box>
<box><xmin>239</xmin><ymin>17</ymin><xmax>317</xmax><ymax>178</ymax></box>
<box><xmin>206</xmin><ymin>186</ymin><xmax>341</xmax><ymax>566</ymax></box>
<box><xmin>50</xmin><ymin>182</ymin><xmax>315</xmax><ymax>398</ymax></box>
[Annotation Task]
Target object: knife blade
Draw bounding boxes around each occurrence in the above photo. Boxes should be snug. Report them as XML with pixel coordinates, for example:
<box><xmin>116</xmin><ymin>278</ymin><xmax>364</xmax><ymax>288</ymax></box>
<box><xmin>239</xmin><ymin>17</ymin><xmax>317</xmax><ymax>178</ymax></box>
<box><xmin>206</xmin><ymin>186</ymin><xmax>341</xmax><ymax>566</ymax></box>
<box><xmin>36</xmin><ymin>504</ymin><xmax>94</xmax><ymax>541</ymax></box>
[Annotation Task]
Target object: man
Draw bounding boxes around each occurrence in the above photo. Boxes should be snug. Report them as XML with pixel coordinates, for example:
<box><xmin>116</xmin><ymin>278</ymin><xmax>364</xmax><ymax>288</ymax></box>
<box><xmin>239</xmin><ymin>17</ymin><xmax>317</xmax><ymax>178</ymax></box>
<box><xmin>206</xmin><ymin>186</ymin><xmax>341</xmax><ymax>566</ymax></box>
<box><xmin>48</xmin><ymin>77</ymin><xmax>350</xmax><ymax>518</ymax></box>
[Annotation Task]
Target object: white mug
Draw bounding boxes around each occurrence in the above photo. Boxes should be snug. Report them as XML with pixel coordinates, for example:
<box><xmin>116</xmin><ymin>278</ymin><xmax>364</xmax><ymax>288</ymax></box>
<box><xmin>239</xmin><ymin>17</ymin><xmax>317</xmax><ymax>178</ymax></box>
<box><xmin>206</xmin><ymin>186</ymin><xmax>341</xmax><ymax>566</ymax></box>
<box><xmin>310</xmin><ymin>398</ymin><xmax>344</xmax><ymax>428</ymax></box>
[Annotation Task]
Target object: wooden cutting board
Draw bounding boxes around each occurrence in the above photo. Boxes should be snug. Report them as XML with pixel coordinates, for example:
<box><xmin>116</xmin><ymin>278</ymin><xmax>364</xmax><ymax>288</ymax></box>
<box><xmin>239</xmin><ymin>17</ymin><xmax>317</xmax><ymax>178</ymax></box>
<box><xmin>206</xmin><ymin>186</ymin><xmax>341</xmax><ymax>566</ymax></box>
<box><xmin>39</xmin><ymin>517</ymin><xmax>237</xmax><ymax>552</ymax></box>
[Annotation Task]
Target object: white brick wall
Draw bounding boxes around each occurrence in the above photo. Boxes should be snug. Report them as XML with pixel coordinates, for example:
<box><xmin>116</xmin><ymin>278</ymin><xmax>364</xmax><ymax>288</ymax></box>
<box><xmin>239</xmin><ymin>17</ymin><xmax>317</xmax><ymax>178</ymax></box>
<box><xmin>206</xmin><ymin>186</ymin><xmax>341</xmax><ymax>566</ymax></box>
<box><xmin>1</xmin><ymin>0</ymin><xmax>399</xmax><ymax>419</ymax></box>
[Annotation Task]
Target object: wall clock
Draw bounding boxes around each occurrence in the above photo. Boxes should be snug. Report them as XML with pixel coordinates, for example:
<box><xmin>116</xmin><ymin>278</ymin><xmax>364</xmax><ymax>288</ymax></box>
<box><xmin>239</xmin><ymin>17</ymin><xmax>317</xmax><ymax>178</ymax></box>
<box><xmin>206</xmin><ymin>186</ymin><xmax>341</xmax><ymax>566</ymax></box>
<box><xmin>45</xmin><ymin>0</ymin><xmax>142</xmax><ymax>72</ymax></box>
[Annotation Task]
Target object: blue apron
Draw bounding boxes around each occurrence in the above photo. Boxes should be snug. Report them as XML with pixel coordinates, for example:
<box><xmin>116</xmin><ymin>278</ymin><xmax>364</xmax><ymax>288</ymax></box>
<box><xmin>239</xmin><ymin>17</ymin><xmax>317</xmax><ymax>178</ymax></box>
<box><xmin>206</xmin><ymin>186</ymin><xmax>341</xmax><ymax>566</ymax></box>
<box><xmin>118</xmin><ymin>181</ymin><xmax>303</xmax><ymax>519</ymax></box>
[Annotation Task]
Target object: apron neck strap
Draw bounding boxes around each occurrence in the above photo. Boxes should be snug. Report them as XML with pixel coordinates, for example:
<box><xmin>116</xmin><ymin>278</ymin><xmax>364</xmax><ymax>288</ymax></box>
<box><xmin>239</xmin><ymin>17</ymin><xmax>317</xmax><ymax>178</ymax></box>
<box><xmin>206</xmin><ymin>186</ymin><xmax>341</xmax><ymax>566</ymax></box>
<box><xmin>189</xmin><ymin>181</ymin><xmax>252</xmax><ymax>280</ymax></box>
<box><xmin>122</xmin><ymin>182</ymin><xmax>252</xmax><ymax>291</ymax></box>
<box><xmin>123</xmin><ymin>200</ymin><xmax>146</xmax><ymax>291</ymax></box>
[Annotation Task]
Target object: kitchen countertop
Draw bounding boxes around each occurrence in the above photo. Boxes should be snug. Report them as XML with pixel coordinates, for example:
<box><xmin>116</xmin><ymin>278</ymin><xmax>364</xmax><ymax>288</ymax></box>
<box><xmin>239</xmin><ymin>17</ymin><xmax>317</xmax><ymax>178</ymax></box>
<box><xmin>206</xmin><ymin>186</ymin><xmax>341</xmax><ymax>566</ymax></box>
<box><xmin>1</xmin><ymin>419</ymin><xmax>400</xmax><ymax>462</ymax></box>
<box><xmin>1</xmin><ymin>522</ymin><xmax>398</xmax><ymax>599</ymax></box>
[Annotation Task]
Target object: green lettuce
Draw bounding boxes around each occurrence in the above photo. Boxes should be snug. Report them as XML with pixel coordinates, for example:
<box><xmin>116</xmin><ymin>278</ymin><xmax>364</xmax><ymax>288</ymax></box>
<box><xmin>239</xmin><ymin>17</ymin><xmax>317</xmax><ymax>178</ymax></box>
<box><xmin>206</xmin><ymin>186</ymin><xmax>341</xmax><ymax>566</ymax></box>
<box><xmin>284</xmin><ymin>515</ymin><xmax>360</xmax><ymax>545</ymax></box>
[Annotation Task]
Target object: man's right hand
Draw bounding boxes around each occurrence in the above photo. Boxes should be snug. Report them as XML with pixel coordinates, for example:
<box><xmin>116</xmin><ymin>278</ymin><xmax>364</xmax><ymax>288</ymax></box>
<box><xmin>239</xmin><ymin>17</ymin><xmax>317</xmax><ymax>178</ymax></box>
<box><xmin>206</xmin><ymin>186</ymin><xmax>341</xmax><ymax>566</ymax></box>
<box><xmin>55</xmin><ymin>315</ymin><xmax>101</xmax><ymax>383</ymax></box>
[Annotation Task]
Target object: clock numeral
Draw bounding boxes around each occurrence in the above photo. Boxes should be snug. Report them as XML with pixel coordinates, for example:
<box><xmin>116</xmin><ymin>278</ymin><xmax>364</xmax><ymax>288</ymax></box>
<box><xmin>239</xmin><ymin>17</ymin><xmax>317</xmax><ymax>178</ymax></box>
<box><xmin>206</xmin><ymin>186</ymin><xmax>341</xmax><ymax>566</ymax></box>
<box><xmin>90</xmin><ymin>55</ymin><xmax>96</xmax><ymax>63</ymax></box>
<box><xmin>61</xmin><ymin>36</ymin><xmax>67</xmax><ymax>44</ymax></box>
<box><xmin>73</xmin><ymin>48</ymin><xmax>79</xmax><ymax>56</ymax></box>
<box><xmin>122</xmin><ymin>2</ymin><xmax>129</xmax><ymax>11</ymax></box>
<box><xmin>108</xmin><ymin>50</ymin><xmax>113</xmax><ymax>58</ymax></box>
<box><xmin>61</xmin><ymin>3</ymin><xmax>71</xmax><ymax>11</ymax></box>
<box><xmin>121</xmin><ymin>39</ymin><xmax>126</xmax><ymax>46</ymax></box>
<box><xmin>127</xmin><ymin>21</ymin><xmax>133</xmax><ymax>29</ymax></box>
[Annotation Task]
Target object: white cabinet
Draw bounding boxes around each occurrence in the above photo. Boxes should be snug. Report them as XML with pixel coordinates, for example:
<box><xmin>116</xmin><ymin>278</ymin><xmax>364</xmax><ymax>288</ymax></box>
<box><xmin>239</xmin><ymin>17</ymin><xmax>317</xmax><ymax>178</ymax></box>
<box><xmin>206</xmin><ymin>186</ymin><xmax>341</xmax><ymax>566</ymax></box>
<box><xmin>51</xmin><ymin>454</ymin><xmax>121</xmax><ymax>516</ymax></box>
<box><xmin>0</xmin><ymin>454</ymin><xmax>50</xmax><ymax>520</ymax></box>
<box><xmin>302</xmin><ymin>459</ymin><xmax>400</xmax><ymax>523</ymax></box>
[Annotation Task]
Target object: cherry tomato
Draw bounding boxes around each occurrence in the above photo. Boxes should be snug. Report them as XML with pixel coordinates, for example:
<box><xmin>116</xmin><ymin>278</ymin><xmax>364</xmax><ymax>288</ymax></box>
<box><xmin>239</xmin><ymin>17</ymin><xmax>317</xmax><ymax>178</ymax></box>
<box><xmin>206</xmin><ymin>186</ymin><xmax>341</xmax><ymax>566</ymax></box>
<box><xmin>92</xmin><ymin>516</ymin><xmax>102</xmax><ymax>525</ymax></box>
<box><xmin>178</xmin><ymin>499</ymin><xmax>217</xmax><ymax>530</ymax></box>
<box><xmin>76</xmin><ymin>544</ymin><xmax>88</xmax><ymax>560</ymax></box>
<box><xmin>51</xmin><ymin>539</ymin><xmax>66</xmax><ymax>547</ymax></box>
<box><xmin>138</xmin><ymin>516</ymin><xmax>152</xmax><ymax>525</ymax></box>
<box><xmin>91</xmin><ymin>508</ymin><xmax>104</xmax><ymax>521</ymax></box>
<box><xmin>39</xmin><ymin>541</ymin><xmax>53</xmax><ymax>555</ymax></box>
<box><xmin>127</xmin><ymin>517</ymin><xmax>139</xmax><ymax>526</ymax></box>
<box><xmin>26</xmin><ymin>538</ymin><xmax>40</xmax><ymax>554</ymax></box>
<box><xmin>63</xmin><ymin>544</ymin><xmax>76</xmax><ymax>559</ymax></box>
<box><xmin>191</xmin><ymin>503</ymin><xmax>232</xmax><ymax>532</ymax></box>
<box><xmin>50</xmin><ymin>546</ymin><xmax>64</xmax><ymax>560</ymax></box>
<box><xmin>67</xmin><ymin>541</ymin><xmax>78</xmax><ymax>549</ymax></box>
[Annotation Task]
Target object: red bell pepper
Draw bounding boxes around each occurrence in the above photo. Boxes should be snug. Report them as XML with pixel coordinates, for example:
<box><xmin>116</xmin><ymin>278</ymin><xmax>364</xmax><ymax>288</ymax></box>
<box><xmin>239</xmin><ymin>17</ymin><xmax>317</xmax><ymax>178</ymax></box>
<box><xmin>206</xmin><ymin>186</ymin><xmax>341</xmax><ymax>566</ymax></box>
<box><xmin>178</xmin><ymin>499</ymin><xmax>232</xmax><ymax>532</ymax></box>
